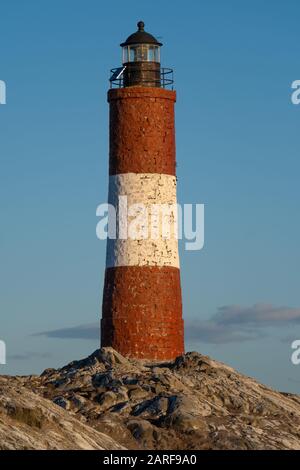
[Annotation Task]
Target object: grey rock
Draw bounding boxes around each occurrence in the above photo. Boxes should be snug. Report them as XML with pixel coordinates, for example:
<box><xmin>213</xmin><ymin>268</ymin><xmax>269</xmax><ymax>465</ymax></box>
<box><xmin>127</xmin><ymin>419</ymin><xmax>154</xmax><ymax>442</ymax></box>
<box><xmin>53</xmin><ymin>396</ymin><xmax>70</xmax><ymax>410</ymax></box>
<box><xmin>3</xmin><ymin>348</ymin><xmax>300</xmax><ymax>450</ymax></box>
<box><xmin>0</xmin><ymin>377</ymin><xmax>124</xmax><ymax>450</ymax></box>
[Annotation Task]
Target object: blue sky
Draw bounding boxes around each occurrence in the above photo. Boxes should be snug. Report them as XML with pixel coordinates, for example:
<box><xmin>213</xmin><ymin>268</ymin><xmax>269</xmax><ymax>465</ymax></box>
<box><xmin>1</xmin><ymin>0</ymin><xmax>300</xmax><ymax>392</ymax></box>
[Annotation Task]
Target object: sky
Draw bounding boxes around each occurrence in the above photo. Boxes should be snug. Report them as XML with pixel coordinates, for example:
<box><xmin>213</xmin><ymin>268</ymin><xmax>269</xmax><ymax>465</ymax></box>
<box><xmin>1</xmin><ymin>0</ymin><xmax>300</xmax><ymax>393</ymax></box>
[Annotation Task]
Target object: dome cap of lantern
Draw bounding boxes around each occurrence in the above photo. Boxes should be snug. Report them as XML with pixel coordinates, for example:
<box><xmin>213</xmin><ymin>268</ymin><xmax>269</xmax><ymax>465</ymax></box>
<box><xmin>120</xmin><ymin>21</ymin><xmax>162</xmax><ymax>47</ymax></box>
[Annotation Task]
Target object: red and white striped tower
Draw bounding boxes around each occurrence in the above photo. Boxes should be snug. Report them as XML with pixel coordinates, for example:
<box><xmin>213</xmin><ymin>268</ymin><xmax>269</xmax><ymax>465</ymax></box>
<box><xmin>101</xmin><ymin>21</ymin><xmax>184</xmax><ymax>360</ymax></box>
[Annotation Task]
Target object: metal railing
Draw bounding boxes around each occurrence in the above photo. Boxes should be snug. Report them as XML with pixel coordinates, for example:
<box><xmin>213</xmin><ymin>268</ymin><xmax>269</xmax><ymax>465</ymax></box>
<box><xmin>109</xmin><ymin>67</ymin><xmax>174</xmax><ymax>89</ymax></box>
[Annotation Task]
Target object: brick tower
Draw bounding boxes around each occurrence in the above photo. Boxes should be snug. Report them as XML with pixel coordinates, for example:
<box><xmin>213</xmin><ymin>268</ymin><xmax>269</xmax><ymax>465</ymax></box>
<box><xmin>101</xmin><ymin>21</ymin><xmax>184</xmax><ymax>360</ymax></box>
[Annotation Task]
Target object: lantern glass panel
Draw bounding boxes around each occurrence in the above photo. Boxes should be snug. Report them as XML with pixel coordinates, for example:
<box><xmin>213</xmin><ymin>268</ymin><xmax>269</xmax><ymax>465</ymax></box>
<box><xmin>123</xmin><ymin>44</ymin><xmax>160</xmax><ymax>63</ymax></box>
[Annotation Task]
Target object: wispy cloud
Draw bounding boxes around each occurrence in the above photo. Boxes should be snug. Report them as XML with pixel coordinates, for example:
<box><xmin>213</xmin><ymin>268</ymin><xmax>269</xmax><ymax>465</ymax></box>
<box><xmin>33</xmin><ymin>304</ymin><xmax>300</xmax><ymax>345</ymax></box>
<box><xmin>8</xmin><ymin>351</ymin><xmax>53</xmax><ymax>361</ymax></box>
<box><xmin>185</xmin><ymin>320</ymin><xmax>266</xmax><ymax>344</ymax></box>
<box><xmin>188</xmin><ymin>303</ymin><xmax>300</xmax><ymax>344</ymax></box>
<box><xmin>212</xmin><ymin>304</ymin><xmax>300</xmax><ymax>326</ymax></box>
<box><xmin>34</xmin><ymin>323</ymin><xmax>99</xmax><ymax>340</ymax></box>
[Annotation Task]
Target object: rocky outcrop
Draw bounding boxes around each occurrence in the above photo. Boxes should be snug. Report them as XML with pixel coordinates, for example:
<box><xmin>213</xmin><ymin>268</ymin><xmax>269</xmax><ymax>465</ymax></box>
<box><xmin>0</xmin><ymin>375</ymin><xmax>124</xmax><ymax>450</ymax></box>
<box><xmin>2</xmin><ymin>348</ymin><xmax>300</xmax><ymax>450</ymax></box>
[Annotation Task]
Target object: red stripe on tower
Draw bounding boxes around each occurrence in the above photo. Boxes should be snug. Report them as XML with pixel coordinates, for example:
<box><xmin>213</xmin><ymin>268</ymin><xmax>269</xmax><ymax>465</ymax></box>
<box><xmin>101</xmin><ymin>21</ymin><xmax>184</xmax><ymax>360</ymax></box>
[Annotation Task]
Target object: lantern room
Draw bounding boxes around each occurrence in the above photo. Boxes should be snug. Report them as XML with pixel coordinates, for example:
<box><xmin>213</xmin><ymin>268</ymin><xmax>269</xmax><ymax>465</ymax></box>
<box><xmin>121</xmin><ymin>21</ymin><xmax>161</xmax><ymax>64</ymax></box>
<box><xmin>109</xmin><ymin>21</ymin><xmax>173</xmax><ymax>89</ymax></box>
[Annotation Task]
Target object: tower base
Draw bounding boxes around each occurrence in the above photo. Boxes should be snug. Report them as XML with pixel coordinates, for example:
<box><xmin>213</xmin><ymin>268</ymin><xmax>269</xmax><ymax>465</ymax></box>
<box><xmin>101</xmin><ymin>266</ymin><xmax>184</xmax><ymax>360</ymax></box>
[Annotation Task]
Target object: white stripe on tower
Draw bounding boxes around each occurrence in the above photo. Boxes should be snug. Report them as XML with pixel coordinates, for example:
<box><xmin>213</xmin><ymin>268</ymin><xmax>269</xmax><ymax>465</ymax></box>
<box><xmin>106</xmin><ymin>173</ymin><xmax>179</xmax><ymax>268</ymax></box>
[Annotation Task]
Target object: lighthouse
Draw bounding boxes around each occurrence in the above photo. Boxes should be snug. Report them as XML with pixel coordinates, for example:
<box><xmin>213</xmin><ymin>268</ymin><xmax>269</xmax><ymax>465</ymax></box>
<box><xmin>101</xmin><ymin>21</ymin><xmax>184</xmax><ymax>360</ymax></box>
